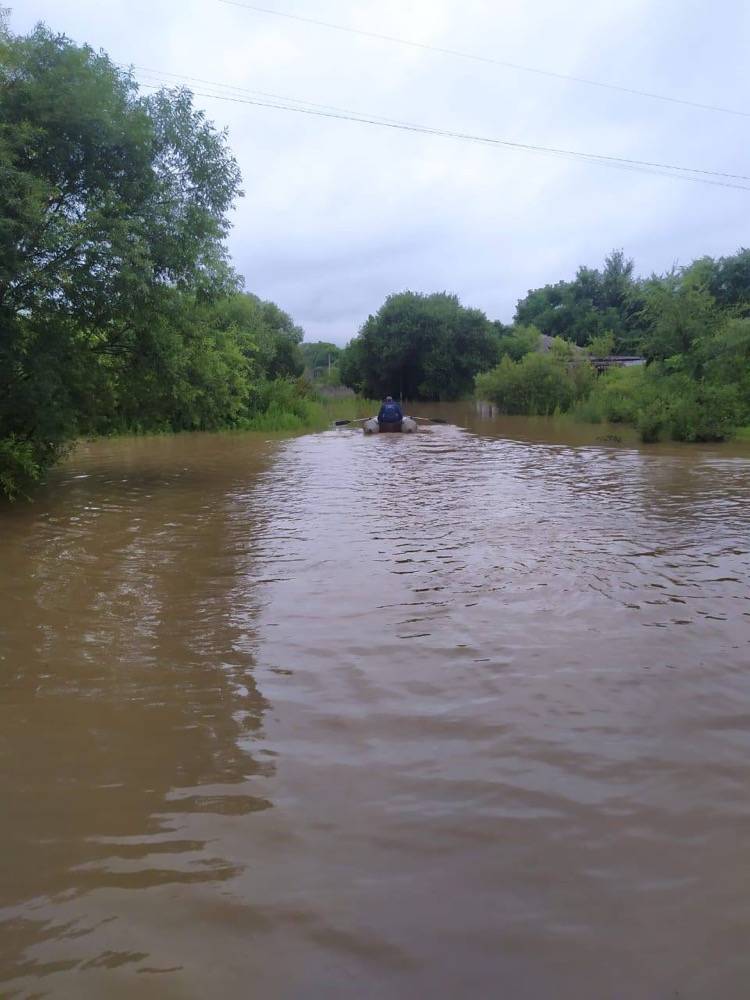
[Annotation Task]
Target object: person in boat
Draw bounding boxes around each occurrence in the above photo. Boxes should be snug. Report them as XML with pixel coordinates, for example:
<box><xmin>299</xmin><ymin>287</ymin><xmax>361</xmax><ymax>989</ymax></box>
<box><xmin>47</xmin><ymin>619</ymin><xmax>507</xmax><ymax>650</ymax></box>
<box><xmin>377</xmin><ymin>395</ymin><xmax>403</xmax><ymax>431</ymax></box>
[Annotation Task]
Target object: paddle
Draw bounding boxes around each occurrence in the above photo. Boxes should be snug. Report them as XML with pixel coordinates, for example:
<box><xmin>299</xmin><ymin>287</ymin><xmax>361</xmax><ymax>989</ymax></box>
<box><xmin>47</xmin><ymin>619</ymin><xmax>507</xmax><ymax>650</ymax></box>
<box><xmin>335</xmin><ymin>415</ymin><xmax>448</xmax><ymax>426</ymax></box>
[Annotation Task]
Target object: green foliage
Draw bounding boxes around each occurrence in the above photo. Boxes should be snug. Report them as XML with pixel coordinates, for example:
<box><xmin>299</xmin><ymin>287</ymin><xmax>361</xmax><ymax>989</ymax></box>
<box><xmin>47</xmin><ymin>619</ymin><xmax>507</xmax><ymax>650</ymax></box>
<box><xmin>666</xmin><ymin>380</ymin><xmax>740</xmax><ymax>442</ymax></box>
<box><xmin>341</xmin><ymin>291</ymin><xmax>499</xmax><ymax>400</ymax></box>
<box><xmin>104</xmin><ymin>292</ymin><xmax>254</xmax><ymax>434</ymax></box>
<box><xmin>704</xmin><ymin>249</ymin><xmax>750</xmax><ymax>311</ymax></box>
<box><xmin>0</xmin><ymin>435</ymin><xmax>44</xmax><ymax>500</ymax></box>
<box><xmin>515</xmin><ymin>250</ymin><xmax>646</xmax><ymax>351</ymax></box>
<box><xmin>339</xmin><ymin>337</ymin><xmax>365</xmax><ymax>394</ymax></box>
<box><xmin>248</xmin><ymin>298</ymin><xmax>304</xmax><ymax>379</ymax></box>
<box><xmin>700</xmin><ymin>317</ymin><xmax>750</xmax><ymax>423</ymax></box>
<box><xmin>318</xmin><ymin>366</ymin><xmax>342</xmax><ymax>387</ymax></box>
<box><xmin>299</xmin><ymin>341</ymin><xmax>341</xmax><ymax>386</ymax></box>
<box><xmin>241</xmin><ymin>385</ymin><xmax>313</xmax><ymax>431</ymax></box>
<box><xmin>495</xmin><ymin>324</ymin><xmax>541</xmax><ymax>360</ymax></box>
<box><xmin>548</xmin><ymin>336</ymin><xmax>577</xmax><ymax>362</ymax></box>
<box><xmin>238</xmin><ymin>381</ymin><xmax>373</xmax><ymax>432</ymax></box>
<box><xmin>209</xmin><ymin>292</ymin><xmax>304</xmax><ymax>382</ymax></box>
<box><xmin>640</xmin><ymin>267</ymin><xmax>717</xmax><ymax>363</ymax></box>
<box><xmin>0</xmin><ymin>21</ymin><xmax>243</xmax><ymax>497</ymax></box>
<box><xmin>574</xmin><ymin>365</ymin><xmax>643</xmax><ymax>424</ymax></box>
<box><xmin>301</xmin><ymin>341</ymin><xmax>340</xmax><ymax>371</ymax></box>
<box><xmin>629</xmin><ymin>374</ymin><xmax>740</xmax><ymax>444</ymax></box>
<box><xmin>476</xmin><ymin>353</ymin><xmax>594</xmax><ymax>416</ymax></box>
<box><xmin>512</xmin><ymin>247</ymin><xmax>750</xmax><ymax>444</ymax></box>
<box><xmin>586</xmin><ymin>330</ymin><xmax>616</xmax><ymax>357</ymax></box>
<box><xmin>573</xmin><ymin>365</ymin><xmax>739</xmax><ymax>442</ymax></box>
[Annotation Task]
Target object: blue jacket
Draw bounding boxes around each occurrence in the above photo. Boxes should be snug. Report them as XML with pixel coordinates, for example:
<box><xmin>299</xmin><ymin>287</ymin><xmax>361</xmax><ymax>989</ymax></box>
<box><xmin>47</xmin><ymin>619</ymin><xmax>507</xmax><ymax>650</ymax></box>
<box><xmin>378</xmin><ymin>400</ymin><xmax>403</xmax><ymax>423</ymax></box>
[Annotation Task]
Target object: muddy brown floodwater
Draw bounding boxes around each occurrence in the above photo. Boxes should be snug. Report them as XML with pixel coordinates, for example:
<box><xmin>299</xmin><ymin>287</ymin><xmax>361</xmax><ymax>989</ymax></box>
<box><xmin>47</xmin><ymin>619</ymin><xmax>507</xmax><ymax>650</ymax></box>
<box><xmin>1</xmin><ymin>407</ymin><xmax>750</xmax><ymax>998</ymax></box>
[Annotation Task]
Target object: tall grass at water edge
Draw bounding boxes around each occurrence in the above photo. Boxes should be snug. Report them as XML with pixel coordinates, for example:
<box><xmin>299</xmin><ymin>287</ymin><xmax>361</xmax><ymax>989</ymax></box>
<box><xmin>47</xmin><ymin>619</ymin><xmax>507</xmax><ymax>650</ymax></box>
<box><xmin>237</xmin><ymin>381</ymin><xmax>377</xmax><ymax>432</ymax></box>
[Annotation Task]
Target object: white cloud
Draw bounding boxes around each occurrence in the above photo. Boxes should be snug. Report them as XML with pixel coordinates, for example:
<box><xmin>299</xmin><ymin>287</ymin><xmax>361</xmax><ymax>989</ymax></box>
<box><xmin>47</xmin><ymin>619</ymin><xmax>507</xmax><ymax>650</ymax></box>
<box><xmin>12</xmin><ymin>0</ymin><xmax>750</xmax><ymax>343</ymax></box>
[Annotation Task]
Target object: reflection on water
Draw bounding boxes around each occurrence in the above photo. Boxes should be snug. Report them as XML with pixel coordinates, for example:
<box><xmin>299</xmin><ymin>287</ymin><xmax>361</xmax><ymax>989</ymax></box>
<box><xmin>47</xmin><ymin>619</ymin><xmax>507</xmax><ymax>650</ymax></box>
<box><xmin>0</xmin><ymin>435</ymin><xmax>274</xmax><ymax>992</ymax></box>
<box><xmin>1</xmin><ymin>415</ymin><xmax>750</xmax><ymax>998</ymax></box>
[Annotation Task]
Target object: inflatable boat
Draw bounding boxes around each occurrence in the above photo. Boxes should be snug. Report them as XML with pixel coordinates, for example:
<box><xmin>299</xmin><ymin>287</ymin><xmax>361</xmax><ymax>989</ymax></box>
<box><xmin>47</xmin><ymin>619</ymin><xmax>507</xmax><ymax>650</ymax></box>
<box><xmin>362</xmin><ymin>416</ymin><xmax>419</xmax><ymax>434</ymax></box>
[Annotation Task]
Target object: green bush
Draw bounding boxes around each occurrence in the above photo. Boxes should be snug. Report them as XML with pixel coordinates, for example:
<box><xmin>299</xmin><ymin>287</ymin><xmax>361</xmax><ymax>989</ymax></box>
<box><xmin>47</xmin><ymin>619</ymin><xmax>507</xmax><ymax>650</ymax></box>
<box><xmin>0</xmin><ymin>435</ymin><xmax>69</xmax><ymax>501</ymax></box>
<box><xmin>702</xmin><ymin>318</ymin><xmax>750</xmax><ymax>424</ymax></box>
<box><xmin>572</xmin><ymin>365</ymin><xmax>644</xmax><ymax>424</ymax></box>
<box><xmin>476</xmin><ymin>353</ymin><xmax>593</xmax><ymax>416</ymax></box>
<box><xmin>667</xmin><ymin>381</ymin><xmax>740</xmax><ymax>442</ymax></box>
<box><xmin>0</xmin><ymin>437</ymin><xmax>42</xmax><ymax>501</ymax></box>
<box><xmin>634</xmin><ymin>398</ymin><xmax>669</xmax><ymax>443</ymax></box>
<box><xmin>575</xmin><ymin>366</ymin><xmax>739</xmax><ymax>442</ymax></box>
<box><xmin>239</xmin><ymin>380</ymin><xmax>376</xmax><ymax>432</ymax></box>
<box><xmin>495</xmin><ymin>324</ymin><xmax>542</xmax><ymax>361</ymax></box>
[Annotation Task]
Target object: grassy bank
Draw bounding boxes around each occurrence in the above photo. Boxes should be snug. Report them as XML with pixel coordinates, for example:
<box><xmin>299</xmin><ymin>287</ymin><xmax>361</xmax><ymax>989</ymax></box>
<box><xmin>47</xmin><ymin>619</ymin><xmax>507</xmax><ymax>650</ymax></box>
<box><xmin>101</xmin><ymin>389</ymin><xmax>379</xmax><ymax>437</ymax></box>
<box><xmin>238</xmin><ymin>393</ymin><xmax>377</xmax><ymax>432</ymax></box>
<box><xmin>2</xmin><ymin>389</ymin><xmax>378</xmax><ymax>501</ymax></box>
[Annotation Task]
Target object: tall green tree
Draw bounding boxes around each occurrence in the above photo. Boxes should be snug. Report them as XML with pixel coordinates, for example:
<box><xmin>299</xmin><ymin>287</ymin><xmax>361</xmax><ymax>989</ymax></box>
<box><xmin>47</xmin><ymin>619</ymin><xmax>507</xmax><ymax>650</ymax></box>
<box><xmin>210</xmin><ymin>293</ymin><xmax>304</xmax><ymax>380</ymax></box>
<box><xmin>640</xmin><ymin>267</ymin><xmax>718</xmax><ymax>366</ymax></box>
<box><xmin>0</xmin><ymin>23</ymin><xmax>242</xmax><ymax>495</ymax></box>
<box><xmin>514</xmin><ymin>250</ymin><xmax>646</xmax><ymax>350</ymax></box>
<box><xmin>341</xmin><ymin>291</ymin><xmax>499</xmax><ymax>400</ymax></box>
<box><xmin>702</xmin><ymin>249</ymin><xmax>750</xmax><ymax>312</ymax></box>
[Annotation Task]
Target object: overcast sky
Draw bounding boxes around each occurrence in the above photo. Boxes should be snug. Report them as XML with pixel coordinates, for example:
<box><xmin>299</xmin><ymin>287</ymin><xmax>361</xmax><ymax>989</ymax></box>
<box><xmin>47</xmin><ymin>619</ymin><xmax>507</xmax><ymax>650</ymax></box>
<box><xmin>12</xmin><ymin>0</ymin><xmax>750</xmax><ymax>343</ymax></box>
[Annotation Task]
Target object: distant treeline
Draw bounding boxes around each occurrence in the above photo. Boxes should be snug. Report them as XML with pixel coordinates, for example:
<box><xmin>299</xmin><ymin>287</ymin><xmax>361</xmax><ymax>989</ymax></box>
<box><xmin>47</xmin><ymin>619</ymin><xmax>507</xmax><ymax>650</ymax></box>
<box><xmin>0</xmin><ymin>19</ymin><xmax>325</xmax><ymax>499</ymax></box>
<box><xmin>339</xmin><ymin>249</ymin><xmax>750</xmax><ymax>442</ymax></box>
<box><xmin>300</xmin><ymin>342</ymin><xmax>342</xmax><ymax>385</ymax></box>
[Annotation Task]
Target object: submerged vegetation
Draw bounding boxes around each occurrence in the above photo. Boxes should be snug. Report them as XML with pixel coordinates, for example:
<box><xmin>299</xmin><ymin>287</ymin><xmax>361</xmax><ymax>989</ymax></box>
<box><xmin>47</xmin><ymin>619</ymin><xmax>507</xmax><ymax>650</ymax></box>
<box><xmin>474</xmin><ymin>251</ymin><xmax>750</xmax><ymax>443</ymax></box>
<box><xmin>234</xmin><ymin>385</ymin><xmax>373</xmax><ymax>433</ymax></box>
<box><xmin>476</xmin><ymin>339</ymin><xmax>594</xmax><ymax>416</ymax></box>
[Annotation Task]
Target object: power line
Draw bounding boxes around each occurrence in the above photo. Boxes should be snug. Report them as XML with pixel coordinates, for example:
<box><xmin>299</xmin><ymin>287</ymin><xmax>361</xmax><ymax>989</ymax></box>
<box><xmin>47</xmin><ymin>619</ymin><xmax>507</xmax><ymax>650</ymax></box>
<box><xmin>130</xmin><ymin>64</ymin><xmax>406</xmax><ymax>122</ymax></box>
<box><xmin>217</xmin><ymin>0</ymin><xmax>750</xmax><ymax>120</ymax></box>
<box><xmin>134</xmin><ymin>72</ymin><xmax>750</xmax><ymax>188</ymax></box>
<box><xmin>133</xmin><ymin>68</ymin><xmax>750</xmax><ymax>190</ymax></box>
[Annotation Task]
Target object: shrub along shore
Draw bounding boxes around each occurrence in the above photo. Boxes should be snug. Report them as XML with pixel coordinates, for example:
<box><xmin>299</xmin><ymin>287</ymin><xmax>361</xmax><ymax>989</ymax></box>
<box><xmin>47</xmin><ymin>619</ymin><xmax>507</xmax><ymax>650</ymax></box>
<box><xmin>230</xmin><ymin>388</ymin><xmax>374</xmax><ymax>433</ymax></box>
<box><xmin>91</xmin><ymin>389</ymin><xmax>375</xmax><ymax>437</ymax></box>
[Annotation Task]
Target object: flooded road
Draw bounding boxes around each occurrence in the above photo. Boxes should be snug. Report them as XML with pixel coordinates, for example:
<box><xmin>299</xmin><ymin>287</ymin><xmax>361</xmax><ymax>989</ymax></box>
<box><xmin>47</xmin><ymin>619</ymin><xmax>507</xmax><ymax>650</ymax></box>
<box><xmin>2</xmin><ymin>411</ymin><xmax>750</xmax><ymax>998</ymax></box>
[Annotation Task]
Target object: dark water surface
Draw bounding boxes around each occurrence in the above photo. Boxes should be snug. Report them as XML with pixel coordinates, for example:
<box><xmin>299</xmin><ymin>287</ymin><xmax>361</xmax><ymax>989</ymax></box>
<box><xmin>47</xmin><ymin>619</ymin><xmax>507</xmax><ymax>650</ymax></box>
<box><xmin>2</xmin><ymin>409</ymin><xmax>750</xmax><ymax>998</ymax></box>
